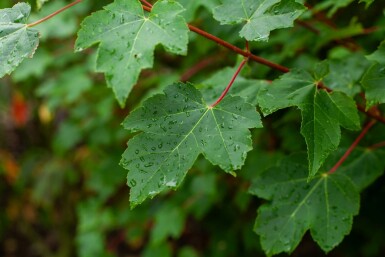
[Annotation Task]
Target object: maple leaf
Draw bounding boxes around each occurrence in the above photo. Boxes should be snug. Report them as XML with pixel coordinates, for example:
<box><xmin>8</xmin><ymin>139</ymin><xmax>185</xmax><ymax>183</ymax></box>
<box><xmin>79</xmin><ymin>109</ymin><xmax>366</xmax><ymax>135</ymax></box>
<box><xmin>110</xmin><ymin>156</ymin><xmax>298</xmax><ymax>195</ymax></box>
<box><xmin>213</xmin><ymin>0</ymin><xmax>305</xmax><ymax>41</ymax></box>
<box><xmin>257</xmin><ymin>63</ymin><xmax>361</xmax><ymax>177</ymax></box>
<box><xmin>75</xmin><ymin>0</ymin><xmax>189</xmax><ymax>106</ymax></box>
<box><xmin>0</xmin><ymin>3</ymin><xmax>39</xmax><ymax>78</ymax></box>
<box><xmin>250</xmin><ymin>153</ymin><xmax>360</xmax><ymax>256</ymax></box>
<box><xmin>120</xmin><ymin>82</ymin><xmax>262</xmax><ymax>207</ymax></box>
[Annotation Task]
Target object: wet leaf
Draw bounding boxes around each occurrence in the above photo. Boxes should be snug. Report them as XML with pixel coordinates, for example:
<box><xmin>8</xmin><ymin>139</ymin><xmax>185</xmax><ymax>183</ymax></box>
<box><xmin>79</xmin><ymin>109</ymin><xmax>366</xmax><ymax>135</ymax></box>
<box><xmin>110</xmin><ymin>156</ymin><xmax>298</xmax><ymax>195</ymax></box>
<box><xmin>75</xmin><ymin>0</ymin><xmax>189</xmax><ymax>106</ymax></box>
<box><xmin>250</xmin><ymin>153</ymin><xmax>360</xmax><ymax>256</ymax></box>
<box><xmin>121</xmin><ymin>82</ymin><xmax>262</xmax><ymax>207</ymax></box>
<box><xmin>258</xmin><ymin>63</ymin><xmax>361</xmax><ymax>177</ymax></box>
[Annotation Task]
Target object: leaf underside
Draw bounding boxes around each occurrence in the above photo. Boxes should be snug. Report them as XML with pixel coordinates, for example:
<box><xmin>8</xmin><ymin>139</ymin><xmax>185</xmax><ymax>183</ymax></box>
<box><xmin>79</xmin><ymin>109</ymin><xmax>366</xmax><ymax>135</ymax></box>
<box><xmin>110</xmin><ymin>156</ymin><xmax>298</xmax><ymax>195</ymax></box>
<box><xmin>121</xmin><ymin>82</ymin><xmax>262</xmax><ymax>207</ymax></box>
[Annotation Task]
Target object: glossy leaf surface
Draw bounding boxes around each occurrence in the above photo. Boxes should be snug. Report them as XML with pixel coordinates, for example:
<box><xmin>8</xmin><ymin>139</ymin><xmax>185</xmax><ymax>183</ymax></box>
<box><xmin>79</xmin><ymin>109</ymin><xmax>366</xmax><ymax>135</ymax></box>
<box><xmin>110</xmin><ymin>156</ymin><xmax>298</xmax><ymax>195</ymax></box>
<box><xmin>121</xmin><ymin>82</ymin><xmax>262</xmax><ymax>207</ymax></box>
<box><xmin>250</xmin><ymin>154</ymin><xmax>360</xmax><ymax>256</ymax></box>
<box><xmin>75</xmin><ymin>0</ymin><xmax>189</xmax><ymax>106</ymax></box>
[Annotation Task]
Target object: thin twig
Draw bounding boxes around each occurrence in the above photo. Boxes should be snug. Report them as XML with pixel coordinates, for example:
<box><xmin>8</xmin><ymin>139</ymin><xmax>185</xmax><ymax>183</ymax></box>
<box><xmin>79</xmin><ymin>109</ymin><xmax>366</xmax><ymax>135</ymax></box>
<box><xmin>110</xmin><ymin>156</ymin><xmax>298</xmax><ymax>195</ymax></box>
<box><xmin>27</xmin><ymin>0</ymin><xmax>82</xmax><ymax>28</ymax></box>
<box><xmin>368</xmin><ymin>141</ymin><xmax>385</xmax><ymax>150</ymax></box>
<box><xmin>210</xmin><ymin>58</ymin><xmax>248</xmax><ymax>108</ymax></box>
<box><xmin>188</xmin><ymin>25</ymin><xmax>290</xmax><ymax>73</ymax></box>
<box><xmin>328</xmin><ymin>120</ymin><xmax>376</xmax><ymax>174</ymax></box>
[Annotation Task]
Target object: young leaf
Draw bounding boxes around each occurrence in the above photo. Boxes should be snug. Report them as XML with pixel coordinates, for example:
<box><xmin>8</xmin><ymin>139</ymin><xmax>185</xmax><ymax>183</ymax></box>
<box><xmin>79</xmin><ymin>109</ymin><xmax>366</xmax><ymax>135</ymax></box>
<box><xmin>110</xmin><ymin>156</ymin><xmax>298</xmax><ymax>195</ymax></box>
<box><xmin>120</xmin><ymin>82</ymin><xmax>262</xmax><ymax>207</ymax></box>
<box><xmin>258</xmin><ymin>64</ymin><xmax>361</xmax><ymax>177</ymax></box>
<box><xmin>0</xmin><ymin>3</ymin><xmax>39</xmax><ymax>78</ymax></box>
<box><xmin>249</xmin><ymin>153</ymin><xmax>360</xmax><ymax>256</ymax></box>
<box><xmin>212</xmin><ymin>0</ymin><xmax>306</xmax><ymax>41</ymax></box>
<box><xmin>75</xmin><ymin>0</ymin><xmax>189</xmax><ymax>106</ymax></box>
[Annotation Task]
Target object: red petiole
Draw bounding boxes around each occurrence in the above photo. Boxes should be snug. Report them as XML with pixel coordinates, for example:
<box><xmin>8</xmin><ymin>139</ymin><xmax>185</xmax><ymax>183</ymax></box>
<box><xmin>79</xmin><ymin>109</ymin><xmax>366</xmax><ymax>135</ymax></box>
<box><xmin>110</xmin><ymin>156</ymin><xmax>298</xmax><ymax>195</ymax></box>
<box><xmin>328</xmin><ymin>120</ymin><xmax>376</xmax><ymax>174</ymax></box>
<box><xmin>27</xmin><ymin>0</ymin><xmax>82</xmax><ymax>28</ymax></box>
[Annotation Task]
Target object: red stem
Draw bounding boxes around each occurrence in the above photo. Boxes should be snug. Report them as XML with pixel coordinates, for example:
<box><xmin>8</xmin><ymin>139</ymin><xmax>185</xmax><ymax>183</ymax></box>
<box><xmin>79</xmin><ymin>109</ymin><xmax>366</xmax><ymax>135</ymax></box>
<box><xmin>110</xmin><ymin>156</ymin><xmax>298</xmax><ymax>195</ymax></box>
<box><xmin>210</xmin><ymin>58</ymin><xmax>248</xmax><ymax>108</ymax></box>
<box><xmin>140</xmin><ymin>0</ymin><xmax>153</xmax><ymax>8</ymax></box>
<box><xmin>27</xmin><ymin>0</ymin><xmax>82</xmax><ymax>28</ymax></box>
<box><xmin>188</xmin><ymin>25</ymin><xmax>290</xmax><ymax>73</ymax></box>
<box><xmin>328</xmin><ymin>120</ymin><xmax>376</xmax><ymax>174</ymax></box>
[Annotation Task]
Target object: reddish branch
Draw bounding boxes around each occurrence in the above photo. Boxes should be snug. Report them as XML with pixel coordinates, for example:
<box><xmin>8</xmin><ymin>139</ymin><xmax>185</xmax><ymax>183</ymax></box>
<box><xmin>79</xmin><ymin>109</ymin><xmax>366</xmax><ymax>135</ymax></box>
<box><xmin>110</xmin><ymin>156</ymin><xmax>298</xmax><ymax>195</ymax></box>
<box><xmin>328</xmin><ymin>120</ymin><xmax>376</xmax><ymax>174</ymax></box>
<box><xmin>27</xmin><ymin>0</ymin><xmax>82</xmax><ymax>28</ymax></box>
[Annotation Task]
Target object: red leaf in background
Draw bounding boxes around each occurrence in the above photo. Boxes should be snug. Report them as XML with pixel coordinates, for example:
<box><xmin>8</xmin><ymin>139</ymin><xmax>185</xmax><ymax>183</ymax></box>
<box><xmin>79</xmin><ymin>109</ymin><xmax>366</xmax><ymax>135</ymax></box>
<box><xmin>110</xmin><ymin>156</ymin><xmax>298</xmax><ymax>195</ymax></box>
<box><xmin>11</xmin><ymin>91</ymin><xmax>29</xmax><ymax>127</ymax></box>
<box><xmin>0</xmin><ymin>150</ymin><xmax>20</xmax><ymax>184</ymax></box>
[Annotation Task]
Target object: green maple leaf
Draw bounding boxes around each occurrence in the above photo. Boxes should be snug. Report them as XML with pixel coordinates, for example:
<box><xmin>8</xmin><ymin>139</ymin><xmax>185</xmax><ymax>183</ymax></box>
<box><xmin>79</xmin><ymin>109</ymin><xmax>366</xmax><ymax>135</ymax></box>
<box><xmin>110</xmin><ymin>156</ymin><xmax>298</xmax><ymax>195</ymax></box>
<box><xmin>75</xmin><ymin>0</ymin><xmax>189</xmax><ymax>106</ymax></box>
<box><xmin>212</xmin><ymin>0</ymin><xmax>306</xmax><ymax>41</ymax></box>
<box><xmin>257</xmin><ymin>63</ymin><xmax>361</xmax><ymax>177</ymax></box>
<box><xmin>121</xmin><ymin>82</ymin><xmax>262</xmax><ymax>207</ymax></box>
<box><xmin>361</xmin><ymin>40</ymin><xmax>385</xmax><ymax>109</ymax></box>
<box><xmin>250</xmin><ymin>153</ymin><xmax>360</xmax><ymax>256</ymax></box>
<box><xmin>0</xmin><ymin>3</ymin><xmax>39</xmax><ymax>78</ymax></box>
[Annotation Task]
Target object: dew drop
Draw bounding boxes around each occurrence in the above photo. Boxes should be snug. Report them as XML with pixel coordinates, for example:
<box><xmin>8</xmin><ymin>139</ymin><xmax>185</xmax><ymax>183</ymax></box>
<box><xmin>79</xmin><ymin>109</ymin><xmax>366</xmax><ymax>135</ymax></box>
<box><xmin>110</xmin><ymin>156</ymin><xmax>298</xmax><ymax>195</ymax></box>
<box><xmin>129</xmin><ymin>179</ymin><xmax>137</xmax><ymax>187</ymax></box>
